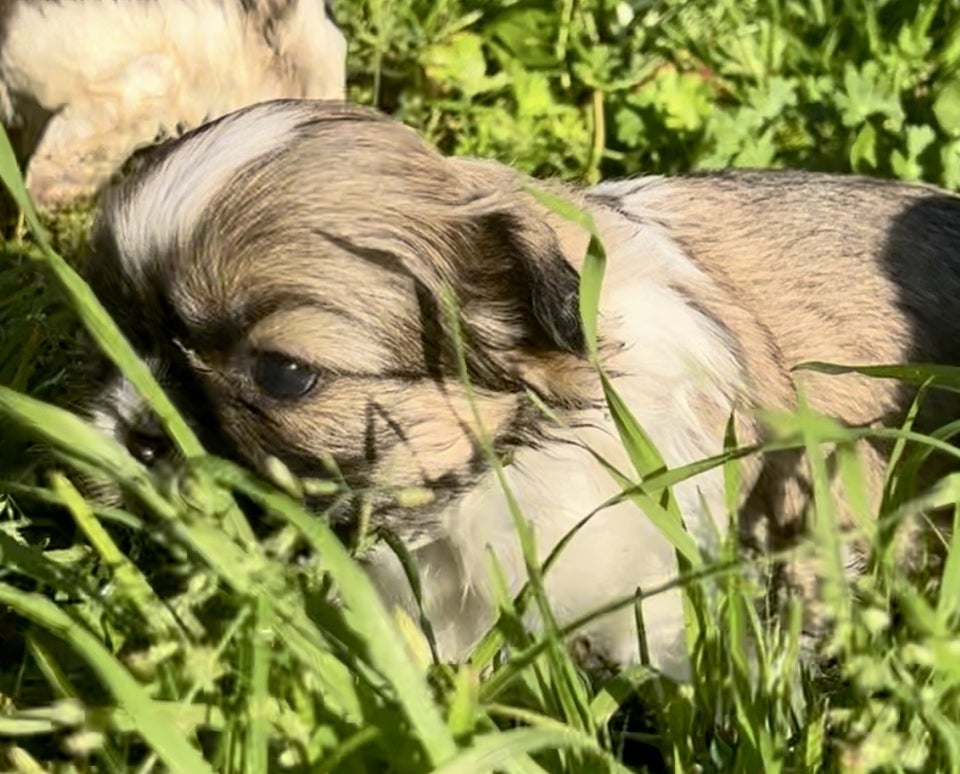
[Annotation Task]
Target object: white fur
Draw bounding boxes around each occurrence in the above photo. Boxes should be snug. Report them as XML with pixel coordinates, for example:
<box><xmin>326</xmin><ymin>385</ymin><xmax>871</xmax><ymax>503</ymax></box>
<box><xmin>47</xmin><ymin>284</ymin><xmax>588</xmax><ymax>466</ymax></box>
<box><xmin>87</xmin><ymin>371</ymin><xmax>145</xmax><ymax>441</ymax></box>
<box><xmin>107</xmin><ymin>102</ymin><xmax>313</xmax><ymax>275</ymax></box>
<box><xmin>270</xmin><ymin>0</ymin><xmax>348</xmax><ymax>99</ymax></box>
<box><xmin>0</xmin><ymin>0</ymin><xmax>346</xmax><ymax>204</ymax></box>
<box><xmin>370</xmin><ymin>188</ymin><xmax>745</xmax><ymax>680</ymax></box>
<box><xmin>87</xmin><ymin>358</ymin><xmax>171</xmax><ymax>454</ymax></box>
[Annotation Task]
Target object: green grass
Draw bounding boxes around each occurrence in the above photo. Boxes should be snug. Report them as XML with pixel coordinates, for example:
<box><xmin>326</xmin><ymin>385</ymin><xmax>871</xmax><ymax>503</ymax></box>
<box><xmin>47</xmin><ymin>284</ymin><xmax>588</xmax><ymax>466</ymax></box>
<box><xmin>3</xmin><ymin>0</ymin><xmax>960</xmax><ymax>770</ymax></box>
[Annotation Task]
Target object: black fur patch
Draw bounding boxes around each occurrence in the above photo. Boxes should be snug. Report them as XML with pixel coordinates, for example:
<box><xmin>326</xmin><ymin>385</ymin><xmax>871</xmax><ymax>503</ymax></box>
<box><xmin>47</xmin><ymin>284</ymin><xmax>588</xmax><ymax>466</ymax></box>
<box><xmin>527</xmin><ymin>244</ymin><xmax>585</xmax><ymax>355</ymax></box>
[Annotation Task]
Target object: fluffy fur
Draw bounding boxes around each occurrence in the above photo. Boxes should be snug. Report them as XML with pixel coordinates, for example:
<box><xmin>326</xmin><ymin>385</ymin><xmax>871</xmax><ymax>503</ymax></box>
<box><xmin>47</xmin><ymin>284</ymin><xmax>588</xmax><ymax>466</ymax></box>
<box><xmin>0</xmin><ymin>0</ymin><xmax>346</xmax><ymax>207</ymax></box>
<box><xmin>84</xmin><ymin>100</ymin><xmax>960</xmax><ymax>680</ymax></box>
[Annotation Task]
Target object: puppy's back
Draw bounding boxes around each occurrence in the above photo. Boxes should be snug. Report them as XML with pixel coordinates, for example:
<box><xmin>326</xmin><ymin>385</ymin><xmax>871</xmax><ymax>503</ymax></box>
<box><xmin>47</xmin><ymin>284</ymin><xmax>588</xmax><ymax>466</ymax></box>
<box><xmin>600</xmin><ymin>170</ymin><xmax>960</xmax><ymax>429</ymax></box>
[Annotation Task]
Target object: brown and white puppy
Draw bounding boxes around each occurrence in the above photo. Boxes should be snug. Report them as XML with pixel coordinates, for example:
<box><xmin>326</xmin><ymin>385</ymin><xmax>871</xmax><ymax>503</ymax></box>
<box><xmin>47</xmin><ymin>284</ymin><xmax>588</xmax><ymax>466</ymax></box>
<box><xmin>84</xmin><ymin>99</ymin><xmax>960</xmax><ymax>680</ymax></box>
<box><xmin>0</xmin><ymin>0</ymin><xmax>346</xmax><ymax>207</ymax></box>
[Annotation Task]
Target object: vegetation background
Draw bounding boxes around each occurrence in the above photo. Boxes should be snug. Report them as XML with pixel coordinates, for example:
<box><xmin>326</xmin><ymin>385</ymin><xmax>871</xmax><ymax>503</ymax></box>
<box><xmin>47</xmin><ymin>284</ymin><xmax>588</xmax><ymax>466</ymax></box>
<box><xmin>341</xmin><ymin>0</ymin><xmax>960</xmax><ymax>186</ymax></box>
<box><xmin>2</xmin><ymin>0</ymin><xmax>960</xmax><ymax>771</ymax></box>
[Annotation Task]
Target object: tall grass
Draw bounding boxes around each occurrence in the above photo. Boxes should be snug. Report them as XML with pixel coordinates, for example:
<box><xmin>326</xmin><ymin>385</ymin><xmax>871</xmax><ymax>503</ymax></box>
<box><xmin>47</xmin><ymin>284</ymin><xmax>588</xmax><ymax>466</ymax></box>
<box><xmin>2</xmin><ymin>1</ymin><xmax>960</xmax><ymax>771</ymax></box>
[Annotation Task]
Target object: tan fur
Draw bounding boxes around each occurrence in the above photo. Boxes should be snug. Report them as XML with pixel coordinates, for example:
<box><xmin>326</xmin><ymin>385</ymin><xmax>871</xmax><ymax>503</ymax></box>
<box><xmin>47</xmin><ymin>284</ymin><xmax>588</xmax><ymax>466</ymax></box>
<box><xmin>85</xmin><ymin>101</ymin><xmax>960</xmax><ymax>675</ymax></box>
<box><xmin>0</xmin><ymin>0</ymin><xmax>346</xmax><ymax>207</ymax></box>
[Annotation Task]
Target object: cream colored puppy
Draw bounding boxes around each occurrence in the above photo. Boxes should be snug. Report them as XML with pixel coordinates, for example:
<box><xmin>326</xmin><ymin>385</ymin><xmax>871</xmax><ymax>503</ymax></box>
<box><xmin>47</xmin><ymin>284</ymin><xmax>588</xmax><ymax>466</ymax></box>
<box><xmin>0</xmin><ymin>0</ymin><xmax>346</xmax><ymax>207</ymax></box>
<box><xmin>85</xmin><ymin>100</ymin><xmax>960</xmax><ymax>680</ymax></box>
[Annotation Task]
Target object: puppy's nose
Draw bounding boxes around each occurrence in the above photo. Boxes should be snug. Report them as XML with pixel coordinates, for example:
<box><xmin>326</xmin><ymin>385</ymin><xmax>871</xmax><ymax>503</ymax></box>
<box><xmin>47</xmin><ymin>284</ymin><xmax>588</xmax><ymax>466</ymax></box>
<box><xmin>125</xmin><ymin>426</ymin><xmax>171</xmax><ymax>466</ymax></box>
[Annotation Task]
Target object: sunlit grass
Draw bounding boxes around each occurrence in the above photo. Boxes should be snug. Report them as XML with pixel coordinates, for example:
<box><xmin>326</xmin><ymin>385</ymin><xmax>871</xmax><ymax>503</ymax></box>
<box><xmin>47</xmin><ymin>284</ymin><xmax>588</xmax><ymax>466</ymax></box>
<box><xmin>4</xmin><ymin>0</ymin><xmax>960</xmax><ymax>770</ymax></box>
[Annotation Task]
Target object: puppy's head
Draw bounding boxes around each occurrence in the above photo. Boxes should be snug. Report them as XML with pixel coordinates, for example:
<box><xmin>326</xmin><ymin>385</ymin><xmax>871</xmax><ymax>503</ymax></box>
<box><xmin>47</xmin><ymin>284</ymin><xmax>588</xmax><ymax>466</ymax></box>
<box><xmin>85</xmin><ymin>100</ymin><xmax>590</xmax><ymax>539</ymax></box>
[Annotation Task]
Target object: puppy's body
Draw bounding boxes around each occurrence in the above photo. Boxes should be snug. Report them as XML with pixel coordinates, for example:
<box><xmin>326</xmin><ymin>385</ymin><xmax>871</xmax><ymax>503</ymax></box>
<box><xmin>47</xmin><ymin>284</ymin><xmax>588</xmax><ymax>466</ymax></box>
<box><xmin>0</xmin><ymin>0</ymin><xmax>346</xmax><ymax>206</ymax></box>
<box><xmin>85</xmin><ymin>101</ymin><xmax>960</xmax><ymax>679</ymax></box>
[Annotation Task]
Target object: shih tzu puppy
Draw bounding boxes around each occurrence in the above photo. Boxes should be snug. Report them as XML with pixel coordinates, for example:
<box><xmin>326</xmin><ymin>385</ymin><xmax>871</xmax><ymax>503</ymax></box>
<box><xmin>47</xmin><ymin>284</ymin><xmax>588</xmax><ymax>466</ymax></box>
<box><xmin>0</xmin><ymin>0</ymin><xmax>346</xmax><ymax>208</ymax></box>
<box><xmin>84</xmin><ymin>99</ymin><xmax>960</xmax><ymax>680</ymax></box>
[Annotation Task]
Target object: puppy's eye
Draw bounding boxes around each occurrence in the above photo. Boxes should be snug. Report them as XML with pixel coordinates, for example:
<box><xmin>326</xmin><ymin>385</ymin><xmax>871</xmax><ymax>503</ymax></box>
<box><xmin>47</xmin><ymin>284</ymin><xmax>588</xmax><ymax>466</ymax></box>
<box><xmin>252</xmin><ymin>352</ymin><xmax>319</xmax><ymax>400</ymax></box>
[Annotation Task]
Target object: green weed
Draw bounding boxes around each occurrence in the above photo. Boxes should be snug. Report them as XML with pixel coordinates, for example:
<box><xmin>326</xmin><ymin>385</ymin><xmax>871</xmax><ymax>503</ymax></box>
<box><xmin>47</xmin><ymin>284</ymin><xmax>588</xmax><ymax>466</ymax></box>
<box><xmin>2</xmin><ymin>1</ymin><xmax>960</xmax><ymax>771</ymax></box>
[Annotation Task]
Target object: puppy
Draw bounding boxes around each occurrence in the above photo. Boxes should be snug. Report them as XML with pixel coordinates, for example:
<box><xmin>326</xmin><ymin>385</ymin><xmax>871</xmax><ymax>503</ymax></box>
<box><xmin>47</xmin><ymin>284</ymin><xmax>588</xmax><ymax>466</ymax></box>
<box><xmin>0</xmin><ymin>0</ymin><xmax>346</xmax><ymax>207</ymax></box>
<box><xmin>84</xmin><ymin>99</ymin><xmax>960</xmax><ymax>680</ymax></box>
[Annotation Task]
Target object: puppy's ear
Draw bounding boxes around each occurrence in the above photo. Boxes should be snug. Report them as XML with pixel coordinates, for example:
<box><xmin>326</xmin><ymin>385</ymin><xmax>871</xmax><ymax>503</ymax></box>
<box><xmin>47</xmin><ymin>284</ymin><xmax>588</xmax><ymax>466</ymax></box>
<box><xmin>316</xmin><ymin>146</ymin><xmax>589</xmax><ymax>382</ymax></box>
<box><xmin>473</xmin><ymin>208</ymin><xmax>586</xmax><ymax>356</ymax></box>
<box><xmin>420</xmin><ymin>158</ymin><xmax>587</xmax><ymax>360</ymax></box>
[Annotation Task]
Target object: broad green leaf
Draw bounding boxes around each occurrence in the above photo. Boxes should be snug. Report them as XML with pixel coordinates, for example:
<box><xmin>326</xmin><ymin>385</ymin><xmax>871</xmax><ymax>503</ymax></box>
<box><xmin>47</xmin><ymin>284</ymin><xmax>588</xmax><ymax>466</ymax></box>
<box><xmin>934</xmin><ymin>80</ymin><xmax>960</xmax><ymax>135</ymax></box>
<box><xmin>422</xmin><ymin>33</ymin><xmax>507</xmax><ymax>97</ymax></box>
<box><xmin>850</xmin><ymin>122</ymin><xmax>878</xmax><ymax>170</ymax></box>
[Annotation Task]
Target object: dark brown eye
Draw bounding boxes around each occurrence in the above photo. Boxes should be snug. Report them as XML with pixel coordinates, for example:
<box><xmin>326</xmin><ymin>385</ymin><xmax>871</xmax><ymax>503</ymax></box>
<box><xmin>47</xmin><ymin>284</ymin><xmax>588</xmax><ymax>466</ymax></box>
<box><xmin>252</xmin><ymin>352</ymin><xmax>319</xmax><ymax>400</ymax></box>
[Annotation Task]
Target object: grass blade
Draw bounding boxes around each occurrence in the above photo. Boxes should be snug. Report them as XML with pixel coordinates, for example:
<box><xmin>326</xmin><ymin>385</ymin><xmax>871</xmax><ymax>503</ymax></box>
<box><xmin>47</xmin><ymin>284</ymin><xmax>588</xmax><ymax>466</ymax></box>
<box><xmin>194</xmin><ymin>457</ymin><xmax>459</xmax><ymax>766</ymax></box>
<box><xmin>0</xmin><ymin>583</ymin><xmax>214</xmax><ymax>773</ymax></box>
<box><xmin>0</xmin><ymin>122</ymin><xmax>203</xmax><ymax>460</ymax></box>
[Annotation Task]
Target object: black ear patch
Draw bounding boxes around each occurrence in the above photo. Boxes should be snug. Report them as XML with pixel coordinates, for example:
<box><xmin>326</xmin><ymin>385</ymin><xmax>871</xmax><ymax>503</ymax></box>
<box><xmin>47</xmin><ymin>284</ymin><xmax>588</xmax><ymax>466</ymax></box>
<box><xmin>484</xmin><ymin>211</ymin><xmax>586</xmax><ymax>357</ymax></box>
<box><xmin>523</xmin><ymin>244</ymin><xmax>586</xmax><ymax>355</ymax></box>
